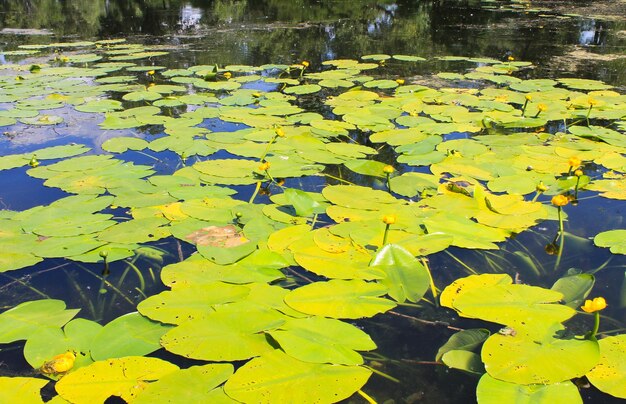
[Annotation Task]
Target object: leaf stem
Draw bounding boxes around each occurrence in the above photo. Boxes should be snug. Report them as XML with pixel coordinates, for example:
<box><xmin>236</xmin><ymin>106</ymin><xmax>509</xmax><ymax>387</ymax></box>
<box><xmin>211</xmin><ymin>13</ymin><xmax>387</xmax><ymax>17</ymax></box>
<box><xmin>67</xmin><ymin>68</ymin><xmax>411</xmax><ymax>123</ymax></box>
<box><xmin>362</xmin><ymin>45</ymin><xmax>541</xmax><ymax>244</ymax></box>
<box><xmin>554</xmin><ymin>207</ymin><xmax>565</xmax><ymax>271</ymax></box>
<box><xmin>357</xmin><ymin>390</ymin><xmax>377</xmax><ymax>404</ymax></box>
<box><xmin>420</xmin><ymin>257</ymin><xmax>438</xmax><ymax>302</ymax></box>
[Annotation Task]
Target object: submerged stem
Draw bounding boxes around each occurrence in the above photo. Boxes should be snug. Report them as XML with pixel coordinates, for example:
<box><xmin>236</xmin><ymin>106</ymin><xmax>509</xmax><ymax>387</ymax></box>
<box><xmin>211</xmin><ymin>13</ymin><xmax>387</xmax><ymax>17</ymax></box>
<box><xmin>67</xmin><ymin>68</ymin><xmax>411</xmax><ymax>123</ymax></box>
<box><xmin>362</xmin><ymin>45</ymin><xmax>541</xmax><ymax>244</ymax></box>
<box><xmin>248</xmin><ymin>181</ymin><xmax>262</xmax><ymax>203</ymax></box>
<box><xmin>420</xmin><ymin>257</ymin><xmax>438</xmax><ymax>302</ymax></box>
<box><xmin>554</xmin><ymin>207</ymin><xmax>565</xmax><ymax>271</ymax></box>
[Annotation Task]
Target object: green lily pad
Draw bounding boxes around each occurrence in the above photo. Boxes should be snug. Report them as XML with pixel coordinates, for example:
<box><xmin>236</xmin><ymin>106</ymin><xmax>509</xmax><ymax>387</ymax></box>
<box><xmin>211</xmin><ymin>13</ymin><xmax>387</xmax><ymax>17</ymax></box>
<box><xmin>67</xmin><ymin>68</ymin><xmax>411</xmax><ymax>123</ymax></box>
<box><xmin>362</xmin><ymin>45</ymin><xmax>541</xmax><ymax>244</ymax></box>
<box><xmin>134</xmin><ymin>364</ymin><xmax>234</xmax><ymax>404</ymax></box>
<box><xmin>284</xmin><ymin>279</ymin><xmax>396</xmax><ymax>319</ymax></box>
<box><xmin>137</xmin><ymin>282</ymin><xmax>250</xmax><ymax>324</ymax></box>
<box><xmin>370</xmin><ymin>244</ymin><xmax>430</xmax><ymax>303</ymax></box>
<box><xmin>55</xmin><ymin>357</ymin><xmax>178</xmax><ymax>403</ymax></box>
<box><xmin>160</xmin><ymin>308</ymin><xmax>281</xmax><ymax>361</ymax></box>
<box><xmin>224</xmin><ymin>349</ymin><xmax>371</xmax><ymax>404</ymax></box>
<box><xmin>586</xmin><ymin>335</ymin><xmax>626</xmax><ymax>399</ymax></box>
<box><xmin>0</xmin><ymin>300</ymin><xmax>79</xmax><ymax>344</ymax></box>
<box><xmin>482</xmin><ymin>323</ymin><xmax>599</xmax><ymax>384</ymax></box>
<box><xmin>90</xmin><ymin>312</ymin><xmax>171</xmax><ymax>361</ymax></box>
<box><xmin>594</xmin><ymin>229</ymin><xmax>626</xmax><ymax>254</ymax></box>
<box><xmin>23</xmin><ymin>318</ymin><xmax>102</xmax><ymax>372</ymax></box>
<box><xmin>269</xmin><ymin>316</ymin><xmax>376</xmax><ymax>365</ymax></box>
<box><xmin>476</xmin><ymin>374</ymin><xmax>582</xmax><ymax>404</ymax></box>
<box><xmin>0</xmin><ymin>377</ymin><xmax>47</xmax><ymax>404</ymax></box>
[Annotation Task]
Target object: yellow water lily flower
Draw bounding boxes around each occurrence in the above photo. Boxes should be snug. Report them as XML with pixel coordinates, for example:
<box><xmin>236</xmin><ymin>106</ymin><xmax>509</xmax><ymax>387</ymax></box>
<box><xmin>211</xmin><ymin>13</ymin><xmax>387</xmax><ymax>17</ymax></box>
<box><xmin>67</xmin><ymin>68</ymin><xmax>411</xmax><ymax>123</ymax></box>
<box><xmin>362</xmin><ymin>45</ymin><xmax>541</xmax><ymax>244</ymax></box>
<box><xmin>525</xmin><ymin>94</ymin><xmax>532</xmax><ymax>101</ymax></box>
<box><xmin>507</xmin><ymin>55</ymin><xmax>515</xmax><ymax>62</ymax></box>
<box><xmin>568</xmin><ymin>156</ymin><xmax>582</xmax><ymax>168</ymax></box>
<box><xmin>274</xmin><ymin>127</ymin><xmax>285</xmax><ymax>137</ymax></box>
<box><xmin>223</xmin><ymin>72</ymin><xmax>232</xmax><ymax>79</ymax></box>
<box><xmin>258</xmin><ymin>162</ymin><xmax>271</xmax><ymax>171</ymax></box>
<box><xmin>581</xmin><ymin>297</ymin><xmax>607</xmax><ymax>313</ymax></box>
<box><xmin>551</xmin><ymin>194</ymin><xmax>569</xmax><ymax>207</ymax></box>
<box><xmin>574</xmin><ymin>169</ymin><xmax>583</xmax><ymax>177</ymax></box>
<box><xmin>147</xmin><ymin>70</ymin><xmax>155</xmax><ymax>76</ymax></box>
<box><xmin>537</xmin><ymin>103</ymin><xmax>547</xmax><ymax>112</ymax></box>
<box><xmin>383</xmin><ymin>165</ymin><xmax>395</xmax><ymax>174</ymax></box>
<box><xmin>382</xmin><ymin>214</ymin><xmax>396</xmax><ymax>225</ymax></box>
<box><xmin>301</xmin><ymin>60</ymin><xmax>310</xmax><ymax>67</ymax></box>
<box><xmin>395</xmin><ymin>79</ymin><xmax>405</xmax><ymax>85</ymax></box>
<box><xmin>41</xmin><ymin>351</ymin><xmax>76</xmax><ymax>374</ymax></box>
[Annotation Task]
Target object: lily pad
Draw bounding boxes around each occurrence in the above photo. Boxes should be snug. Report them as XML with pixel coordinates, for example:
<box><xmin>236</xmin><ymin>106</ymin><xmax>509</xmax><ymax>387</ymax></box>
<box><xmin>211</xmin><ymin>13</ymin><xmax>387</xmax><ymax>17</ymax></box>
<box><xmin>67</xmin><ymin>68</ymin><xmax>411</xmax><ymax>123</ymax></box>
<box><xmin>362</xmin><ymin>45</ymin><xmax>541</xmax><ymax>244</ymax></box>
<box><xmin>224</xmin><ymin>349</ymin><xmax>371</xmax><ymax>404</ymax></box>
<box><xmin>55</xmin><ymin>356</ymin><xmax>178</xmax><ymax>403</ymax></box>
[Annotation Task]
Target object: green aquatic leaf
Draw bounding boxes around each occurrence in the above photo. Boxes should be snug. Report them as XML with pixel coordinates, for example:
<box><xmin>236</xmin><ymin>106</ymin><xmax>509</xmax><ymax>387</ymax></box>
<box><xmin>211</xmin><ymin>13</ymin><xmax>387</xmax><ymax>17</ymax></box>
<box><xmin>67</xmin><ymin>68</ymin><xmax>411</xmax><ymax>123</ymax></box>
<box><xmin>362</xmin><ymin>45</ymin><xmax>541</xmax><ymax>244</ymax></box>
<box><xmin>586</xmin><ymin>334</ymin><xmax>626</xmax><ymax>399</ymax></box>
<box><xmin>102</xmin><ymin>137</ymin><xmax>149</xmax><ymax>153</ymax></box>
<box><xmin>594</xmin><ymin>229</ymin><xmax>626</xmax><ymax>254</ymax></box>
<box><xmin>161</xmin><ymin>308</ymin><xmax>281</xmax><ymax>361</ymax></box>
<box><xmin>284</xmin><ymin>279</ymin><xmax>396</xmax><ymax>319</ymax></box>
<box><xmin>436</xmin><ymin>328</ymin><xmax>490</xmax><ymax>362</ymax></box>
<box><xmin>476</xmin><ymin>374</ymin><xmax>582</xmax><ymax>404</ymax></box>
<box><xmin>283</xmin><ymin>84</ymin><xmax>321</xmax><ymax>95</ymax></box>
<box><xmin>0</xmin><ymin>300</ymin><xmax>79</xmax><ymax>344</ymax></box>
<box><xmin>24</xmin><ymin>318</ymin><xmax>102</xmax><ymax>372</ymax></box>
<box><xmin>137</xmin><ymin>282</ymin><xmax>250</xmax><ymax>324</ymax></box>
<box><xmin>90</xmin><ymin>312</ymin><xmax>171</xmax><ymax>361</ymax></box>
<box><xmin>55</xmin><ymin>356</ymin><xmax>178</xmax><ymax>403</ymax></box>
<box><xmin>370</xmin><ymin>244</ymin><xmax>430</xmax><ymax>303</ymax></box>
<box><xmin>283</xmin><ymin>188</ymin><xmax>322</xmax><ymax>217</ymax></box>
<box><xmin>97</xmin><ymin>217</ymin><xmax>170</xmax><ymax>244</ymax></box>
<box><xmin>441</xmin><ymin>350</ymin><xmax>485</xmax><ymax>375</ymax></box>
<box><xmin>551</xmin><ymin>274</ymin><xmax>595</xmax><ymax>308</ymax></box>
<box><xmin>134</xmin><ymin>364</ymin><xmax>234</xmax><ymax>404</ymax></box>
<box><xmin>75</xmin><ymin>99</ymin><xmax>123</xmax><ymax>113</ymax></box>
<box><xmin>482</xmin><ymin>323</ymin><xmax>599</xmax><ymax>385</ymax></box>
<box><xmin>224</xmin><ymin>349</ymin><xmax>371</xmax><ymax>404</ymax></box>
<box><xmin>0</xmin><ymin>377</ymin><xmax>47</xmax><ymax>404</ymax></box>
<box><xmin>269</xmin><ymin>316</ymin><xmax>376</xmax><ymax>365</ymax></box>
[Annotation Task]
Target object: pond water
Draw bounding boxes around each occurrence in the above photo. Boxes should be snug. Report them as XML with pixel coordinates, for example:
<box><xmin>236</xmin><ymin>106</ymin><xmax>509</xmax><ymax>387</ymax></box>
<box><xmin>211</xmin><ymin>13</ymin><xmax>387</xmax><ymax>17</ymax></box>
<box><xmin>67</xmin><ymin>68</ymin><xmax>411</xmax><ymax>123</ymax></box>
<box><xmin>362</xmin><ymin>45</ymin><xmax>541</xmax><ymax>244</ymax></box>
<box><xmin>0</xmin><ymin>1</ymin><xmax>625</xmax><ymax>403</ymax></box>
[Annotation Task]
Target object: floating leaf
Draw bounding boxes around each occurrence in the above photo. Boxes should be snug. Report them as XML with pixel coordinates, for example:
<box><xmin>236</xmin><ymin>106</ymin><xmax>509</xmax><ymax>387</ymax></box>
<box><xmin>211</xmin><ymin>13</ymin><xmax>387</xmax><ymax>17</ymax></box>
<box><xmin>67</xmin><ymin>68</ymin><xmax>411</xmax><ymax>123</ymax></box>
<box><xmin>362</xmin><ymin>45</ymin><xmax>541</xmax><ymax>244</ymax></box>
<box><xmin>24</xmin><ymin>318</ymin><xmax>102</xmax><ymax>372</ymax></box>
<box><xmin>0</xmin><ymin>300</ymin><xmax>79</xmax><ymax>344</ymax></box>
<box><xmin>482</xmin><ymin>323</ymin><xmax>599</xmax><ymax>384</ymax></box>
<box><xmin>284</xmin><ymin>279</ymin><xmax>396</xmax><ymax>319</ymax></box>
<box><xmin>224</xmin><ymin>349</ymin><xmax>371</xmax><ymax>404</ymax></box>
<box><xmin>587</xmin><ymin>335</ymin><xmax>626</xmax><ymax>399</ymax></box>
<box><xmin>594</xmin><ymin>229</ymin><xmax>626</xmax><ymax>254</ymax></box>
<box><xmin>437</xmin><ymin>328</ymin><xmax>490</xmax><ymax>362</ymax></box>
<box><xmin>90</xmin><ymin>313</ymin><xmax>171</xmax><ymax>361</ymax></box>
<box><xmin>134</xmin><ymin>364</ymin><xmax>234</xmax><ymax>404</ymax></box>
<box><xmin>476</xmin><ymin>374</ymin><xmax>582</xmax><ymax>404</ymax></box>
<box><xmin>0</xmin><ymin>377</ymin><xmax>47</xmax><ymax>404</ymax></box>
<box><xmin>137</xmin><ymin>282</ymin><xmax>250</xmax><ymax>324</ymax></box>
<box><xmin>370</xmin><ymin>244</ymin><xmax>430</xmax><ymax>303</ymax></box>
<box><xmin>268</xmin><ymin>317</ymin><xmax>376</xmax><ymax>365</ymax></box>
<box><xmin>55</xmin><ymin>357</ymin><xmax>178</xmax><ymax>403</ymax></box>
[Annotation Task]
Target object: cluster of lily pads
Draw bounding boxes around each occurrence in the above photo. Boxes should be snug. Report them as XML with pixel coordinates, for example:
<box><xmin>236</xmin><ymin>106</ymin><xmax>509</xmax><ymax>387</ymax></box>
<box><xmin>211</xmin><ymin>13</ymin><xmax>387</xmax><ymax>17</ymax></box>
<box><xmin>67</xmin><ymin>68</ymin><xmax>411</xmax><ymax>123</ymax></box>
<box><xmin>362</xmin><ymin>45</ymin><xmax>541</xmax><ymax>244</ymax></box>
<box><xmin>0</xmin><ymin>39</ymin><xmax>625</xmax><ymax>403</ymax></box>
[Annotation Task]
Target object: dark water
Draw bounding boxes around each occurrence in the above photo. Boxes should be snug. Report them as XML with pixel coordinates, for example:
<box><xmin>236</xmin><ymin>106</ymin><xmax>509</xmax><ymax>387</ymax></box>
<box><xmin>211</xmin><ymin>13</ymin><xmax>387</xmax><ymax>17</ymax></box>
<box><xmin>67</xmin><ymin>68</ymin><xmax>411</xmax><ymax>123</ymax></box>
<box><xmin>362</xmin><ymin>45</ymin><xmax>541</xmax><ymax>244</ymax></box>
<box><xmin>0</xmin><ymin>1</ymin><xmax>625</xmax><ymax>403</ymax></box>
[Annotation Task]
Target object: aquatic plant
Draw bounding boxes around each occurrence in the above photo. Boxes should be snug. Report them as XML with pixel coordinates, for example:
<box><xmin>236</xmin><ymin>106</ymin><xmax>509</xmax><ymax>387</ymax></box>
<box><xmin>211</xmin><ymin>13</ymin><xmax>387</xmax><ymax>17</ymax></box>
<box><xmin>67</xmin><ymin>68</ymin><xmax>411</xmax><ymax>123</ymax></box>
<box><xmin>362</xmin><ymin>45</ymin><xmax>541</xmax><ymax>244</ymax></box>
<box><xmin>0</xmin><ymin>39</ymin><xmax>624</xmax><ymax>402</ymax></box>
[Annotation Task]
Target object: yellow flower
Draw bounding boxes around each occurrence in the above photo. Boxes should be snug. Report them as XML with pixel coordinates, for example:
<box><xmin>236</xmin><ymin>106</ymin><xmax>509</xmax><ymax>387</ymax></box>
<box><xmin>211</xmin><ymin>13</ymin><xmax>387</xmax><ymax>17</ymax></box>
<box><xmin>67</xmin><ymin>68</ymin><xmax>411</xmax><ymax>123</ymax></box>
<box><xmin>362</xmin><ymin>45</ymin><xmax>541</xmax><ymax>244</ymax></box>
<box><xmin>574</xmin><ymin>169</ymin><xmax>583</xmax><ymax>177</ymax></box>
<box><xmin>551</xmin><ymin>194</ymin><xmax>569</xmax><ymax>207</ymax></box>
<box><xmin>223</xmin><ymin>72</ymin><xmax>232</xmax><ymax>79</ymax></box>
<box><xmin>383</xmin><ymin>165</ymin><xmax>395</xmax><ymax>174</ymax></box>
<box><xmin>587</xmin><ymin>97</ymin><xmax>598</xmax><ymax>106</ymax></box>
<box><xmin>395</xmin><ymin>79</ymin><xmax>405</xmax><ymax>85</ymax></box>
<box><xmin>536</xmin><ymin>182</ymin><xmax>548</xmax><ymax>192</ymax></box>
<box><xmin>568</xmin><ymin>156</ymin><xmax>582</xmax><ymax>168</ymax></box>
<box><xmin>382</xmin><ymin>214</ymin><xmax>396</xmax><ymax>225</ymax></box>
<box><xmin>41</xmin><ymin>351</ymin><xmax>76</xmax><ymax>374</ymax></box>
<box><xmin>252</xmin><ymin>92</ymin><xmax>262</xmax><ymax>98</ymax></box>
<box><xmin>301</xmin><ymin>61</ymin><xmax>310</xmax><ymax>67</ymax></box>
<box><xmin>537</xmin><ymin>103</ymin><xmax>547</xmax><ymax>112</ymax></box>
<box><xmin>147</xmin><ymin>70</ymin><xmax>155</xmax><ymax>76</ymax></box>
<box><xmin>507</xmin><ymin>56</ymin><xmax>515</xmax><ymax>62</ymax></box>
<box><xmin>258</xmin><ymin>162</ymin><xmax>271</xmax><ymax>171</ymax></box>
<box><xmin>148</xmin><ymin>82</ymin><xmax>156</xmax><ymax>88</ymax></box>
<box><xmin>274</xmin><ymin>127</ymin><xmax>285</xmax><ymax>137</ymax></box>
<box><xmin>525</xmin><ymin>94</ymin><xmax>532</xmax><ymax>101</ymax></box>
<box><xmin>581</xmin><ymin>297</ymin><xmax>607</xmax><ymax>313</ymax></box>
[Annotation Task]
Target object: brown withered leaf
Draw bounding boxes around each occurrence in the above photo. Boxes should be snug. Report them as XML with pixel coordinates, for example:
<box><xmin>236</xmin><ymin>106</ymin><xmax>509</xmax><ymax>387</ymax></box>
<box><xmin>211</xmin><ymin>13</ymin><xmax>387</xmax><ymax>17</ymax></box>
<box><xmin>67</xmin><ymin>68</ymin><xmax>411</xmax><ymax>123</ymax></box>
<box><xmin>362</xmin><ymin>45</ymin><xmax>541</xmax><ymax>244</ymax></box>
<box><xmin>185</xmin><ymin>225</ymin><xmax>249</xmax><ymax>248</ymax></box>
